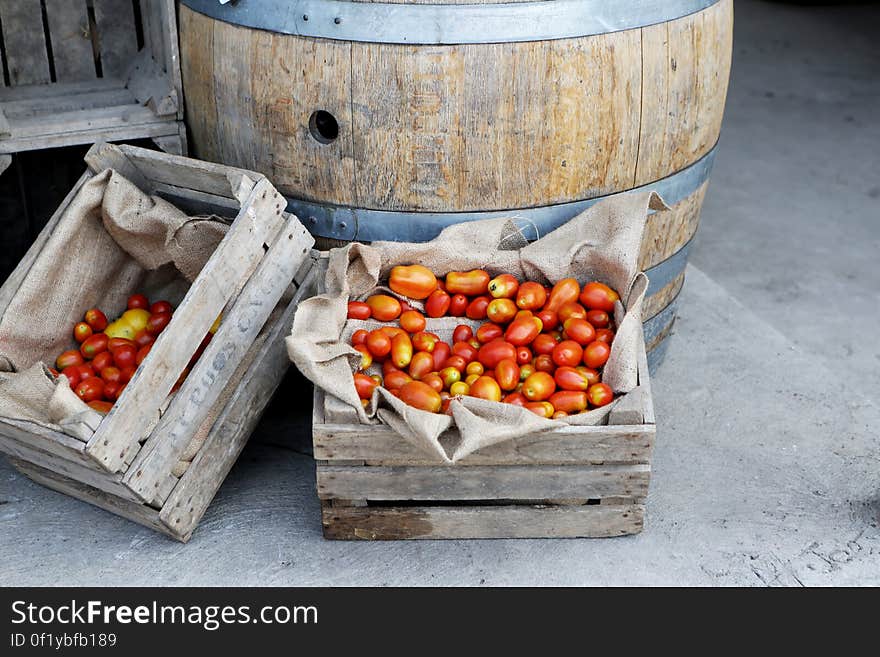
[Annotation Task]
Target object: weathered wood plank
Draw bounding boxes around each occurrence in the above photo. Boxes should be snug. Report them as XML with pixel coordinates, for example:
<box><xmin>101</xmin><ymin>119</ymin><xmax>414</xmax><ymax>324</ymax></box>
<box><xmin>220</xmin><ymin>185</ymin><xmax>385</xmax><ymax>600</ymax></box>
<box><xmin>317</xmin><ymin>463</ymin><xmax>651</xmax><ymax>502</ymax></box>
<box><xmin>0</xmin><ymin>417</ymin><xmax>89</xmax><ymax>466</ymax></box>
<box><xmin>1</xmin><ymin>87</ymin><xmax>135</xmax><ymax>119</ymax></box>
<box><xmin>322</xmin><ymin>503</ymin><xmax>645</xmax><ymax>540</ymax></box>
<box><xmin>44</xmin><ymin>0</ymin><xmax>96</xmax><ymax>82</ymax></box>
<box><xmin>92</xmin><ymin>0</ymin><xmax>138</xmax><ymax>78</ymax></box>
<box><xmin>0</xmin><ymin>0</ymin><xmax>51</xmax><ymax>85</ymax></box>
<box><xmin>85</xmin><ymin>177</ymin><xmax>287</xmax><ymax>472</ymax></box>
<box><xmin>125</xmin><ymin>218</ymin><xmax>314</xmax><ymax>504</ymax></box>
<box><xmin>159</xmin><ymin>263</ymin><xmax>320</xmax><ymax>538</ymax></box>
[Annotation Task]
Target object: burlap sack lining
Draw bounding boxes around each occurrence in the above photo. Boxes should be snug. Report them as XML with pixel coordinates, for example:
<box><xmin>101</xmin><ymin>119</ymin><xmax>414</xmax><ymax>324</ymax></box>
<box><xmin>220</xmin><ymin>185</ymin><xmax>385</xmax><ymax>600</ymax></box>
<box><xmin>288</xmin><ymin>192</ymin><xmax>665</xmax><ymax>463</ymax></box>
<box><xmin>0</xmin><ymin>169</ymin><xmax>229</xmax><ymax>476</ymax></box>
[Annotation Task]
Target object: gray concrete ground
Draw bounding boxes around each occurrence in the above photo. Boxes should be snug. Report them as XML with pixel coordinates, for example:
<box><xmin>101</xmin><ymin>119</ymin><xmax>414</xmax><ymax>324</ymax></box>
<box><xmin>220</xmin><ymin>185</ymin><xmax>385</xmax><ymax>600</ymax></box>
<box><xmin>1</xmin><ymin>0</ymin><xmax>878</xmax><ymax>586</ymax></box>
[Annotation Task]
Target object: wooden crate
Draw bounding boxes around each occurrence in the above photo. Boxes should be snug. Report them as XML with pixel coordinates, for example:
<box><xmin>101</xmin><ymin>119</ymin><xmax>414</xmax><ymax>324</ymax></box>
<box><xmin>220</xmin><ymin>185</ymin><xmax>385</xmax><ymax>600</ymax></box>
<box><xmin>313</xmin><ymin>329</ymin><xmax>657</xmax><ymax>540</ymax></box>
<box><xmin>0</xmin><ymin>142</ymin><xmax>317</xmax><ymax>541</ymax></box>
<box><xmin>0</xmin><ymin>0</ymin><xmax>186</xmax><ymax>175</ymax></box>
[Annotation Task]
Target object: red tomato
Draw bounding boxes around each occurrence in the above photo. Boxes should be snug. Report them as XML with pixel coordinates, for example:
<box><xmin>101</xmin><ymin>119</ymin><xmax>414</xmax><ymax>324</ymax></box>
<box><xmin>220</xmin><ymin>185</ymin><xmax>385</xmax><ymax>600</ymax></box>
<box><xmin>576</xmin><ymin>366</ymin><xmax>601</xmax><ymax>386</ymax></box>
<box><xmin>79</xmin><ymin>334</ymin><xmax>108</xmax><ymax>360</ymax></box>
<box><xmin>75</xmin><ymin>376</ymin><xmax>105</xmax><ymax>403</ymax></box>
<box><xmin>453</xmin><ymin>325</ymin><xmax>473</xmax><ymax>344</ymax></box>
<box><xmin>422</xmin><ymin>372</ymin><xmax>444</xmax><ymax>393</ymax></box>
<box><xmin>61</xmin><ymin>365</ymin><xmax>81</xmax><ymax>389</ymax></box>
<box><xmin>445</xmin><ymin>270</ymin><xmax>490</xmax><ymax>296</ymax></box>
<box><xmin>408</xmin><ymin>351</ymin><xmax>435</xmax><ymax>380</ymax></box>
<box><xmin>545</xmin><ymin>278</ymin><xmax>580</xmax><ymax>313</ymax></box>
<box><xmin>525</xmin><ymin>401</ymin><xmax>555</xmax><ymax>418</ymax></box>
<box><xmin>135</xmin><ymin>344</ymin><xmax>152</xmax><ymax>366</ymax></box>
<box><xmin>398</xmin><ymin>381</ymin><xmax>443</xmax><ymax>413</ymax></box>
<box><xmin>353</xmin><ymin>372</ymin><xmax>378</xmax><ymax>399</ymax></box>
<box><xmin>557</xmin><ymin>302</ymin><xmax>587</xmax><ymax>324</ymax></box>
<box><xmin>127</xmin><ymin>294</ymin><xmax>150</xmax><ymax>310</ymax></box>
<box><xmin>442</xmin><ymin>354</ymin><xmax>469</xmax><ymax>373</ymax></box>
<box><xmin>469</xmin><ymin>376</ymin><xmax>502</xmax><ymax>402</ymax></box>
<box><xmin>583</xmin><ymin>341</ymin><xmax>611</xmax><ymax>369</ymax></box>
<box><xmin>432</xmin><ymin>342</ymin><xmax>452</xmax><ymax>371</ymax></box>
<box><xmin>504</xmin><ymin>316</ymin><xmax>540</xmax><ymax>347</ymax></box>
<box><xmin>515</xmin><ymin>282</ymin><xmax>547</xmax><ymax>311</ymax></box>
<box><xmin>347</xmin><ymin>301</ymin><xmax>372</xmax><ymax>320</ymax></box>
<box><xmin>549</xmin><ymin>390</ymin><xmax>588</xmax><ymax>414</ymax></box>
<box><xmin>594</xmin><ymin>328</ymin><xmax>615</xmax><ymax>344</ymax></box>
<box><xmin>533</xmin><ymin>354</ymin><xmax>556</xmax><ymax>373</ymax></box>
<box><xmin>465</xmin><ymin>296</ymin><xmax>491</xmax><ymax>320</ymax></box>
<box><xmin>75</xmin><ymin>363</ymin><xmax>96</xmax><ymax>380</ymax></box>
<box><xmin>391</xmin><ymin>333</ymin><xmax>413</xmax><ymax>368</ymax></box>
<box><xmin>84</xmin><ymin>308</ymin><xmax>108</xmax><ymax>331</ymax></box>
<box><xmin>585</xmin><ymin>309</ymin><xmax>610</xmax><ymax>329</ymax></box>
<box><xmin>552</xmin><ymin>340</ymin><xmax>583</xmax><ymax>368</ymax></box>
<box><xmin>113</xmin><ymin>382</ymin><xmax>128</xmax><ymax>401</ymax></box>
<box><xmin>579</xmin><ymin>282</ymin><xmax>620</xmax><ymax>312</ymax></box>
<box><xmin>131</xmin><ymin>329</ymin><xmax>153</xmax><ymax>349</ymax></box>
<box><xmin>399</xmin><ymin>310</ymin><xmax>426</xmax><ymax>334</ymax></box>
<box><xmin>488</xmin><ymin>273</ymin><xmax>519</xmax><ymax>299</ymax></box>
<box><xmin>56</xmin><ymin>350</ymin><xmax>84</xmax><ymax>370</ymax></box>
<box><xmin>452</xmin><ymin>341</ymin><xmax>478</xmax><ymax>363</ymax></box>
<box><xmin>516</xmin><ymin>346</ymin><xmax>532</xmax><ymax>366</ymax></box>
<box><xmin>108</xmin><ymin>337</ymin><xmax>136</xmax><ymax>352</ymax></box>
<box><xmin>113</xmin><ymin>345</ymin><xmax>138</xmax><ymax>370</ymax></box>
<box><xmin>119</xmin><ymin>366</ymin><xmax>137</xmax><ymax>384</ymax></box>
<box><xmin>476</xmin><ymin>322</ymin><xmax>504</xmax><ymax>344</ymax></box>
<box><xmin>588</xmin><ymin>382</ymin><xmax>614</xmax><ymax>407</ymax></box>
<box><xmin>448</xmin><ymin>294</ymin><xmax>469</xmax><ymax>317</ymax></box>
<box><xmin>380</xmin><ymin>326</ymin><xmax>406</xmax><ymax>339</ymax></box>
<box><xmin>411</xmin><ymin>331</ymin><xmax>439</xmax><ymax>353</ymax></box>
<box><xmin>100</xmin><ymin>366</ymin><xmax>122</xmax><ymax>385</ymax></box>
<box><xmin>73</xmin><ymin>322</ymin><xmax>93</xmax><ymax>343</ymax></box>
<box><xmin>351</xmin><ymin>329</ymin><xmax>369</xmax><ymax>346</ymax></box>
<box><xmin>522</xmin><ymin>371</ymin><xmax>556</xmax><ymax>401</ymax></box>
<box><xmin>563</xmin><ymin>318</ymin><xmax>597</xmax><ymax>346</ymax></box>
<box><xmin>382</xmin><ymin>360</ymin><xmax>401</xmax><ymax>376</ymax></box>
<box><xmin>388</xmin><ymin>265</ymin><xmax>438</xmax><ymax>300</ymax></box>
<box><xmin>503</xmin><ymin>391</ymin><xmax>528</xmax><ymax>407</ymax></box>
<box><xmin>554</xmin><ymin>366</ymin><xmax>590</xmax><ymax>391</ymax></box>
<box><xmin>150</xmin><ymin>300</ymin><xmax>173</xmax><ymax>315</ymax></box>
<box><xmin>495</xmin><ymin>359</ymin><xmax>521</xmax><ymax>391</ymax></box>
<box><xmin>477</xmin><ymin>339</ymin><xmax>517</xmax><ymax>369</ymax></box>
<box><xmin>535</xmin><ymin>309</ymin><xmax>558</xmax><ymax>331</ymax></box>
<box><xmin>366</xmin><ymin>294</ymin><xmax>403</xmax><ymax>321</ymax></box>
<box><xmin>424</xmin><ymin>290</ymin><xmax>451</xmax><ymax>318</ymax></box>
<box><xmin>531</xmin><ymin>333</ymin><xmax>559</xmax><ymax>356</ymax></box>
<box><xmin>87</xmin><ymin>400</ymin><xmax>114</xmax><ymax>414</ymax></box>
<box><xmin>385</xmin><ymin>370</ymin><xmax>413</xmax><ymax>390</ymax></box>
<box><xmin>146</xmin><ymin>312</ymin><xmax>172</xmax><ymax>335</ymax></box>
<box><xmin>365</xmin><ymin>330</ymin><xmax>392</xmax><ymax>359</ymax></box>
<box><xmin>486</xmin><ymin>298</ymin><xmax>518</xmax><ymax>324</ymax></box>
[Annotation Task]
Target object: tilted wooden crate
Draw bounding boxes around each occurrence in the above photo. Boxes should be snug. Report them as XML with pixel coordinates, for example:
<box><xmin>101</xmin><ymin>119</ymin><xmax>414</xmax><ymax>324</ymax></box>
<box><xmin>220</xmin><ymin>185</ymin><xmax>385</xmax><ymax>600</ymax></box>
<box><xmin>0</xmin><ymin>0</ymin><xmax>186</xmax><ymax>174</ymax></box>
<box><xmin>313</xmin><ymin>326</ymin><xmax>656</xmax><ymax>540</ymax></box>
<box><xmin>0</xmin><ymin>143</ymin><xmax>317</xmax><ymax>541</ymax></box>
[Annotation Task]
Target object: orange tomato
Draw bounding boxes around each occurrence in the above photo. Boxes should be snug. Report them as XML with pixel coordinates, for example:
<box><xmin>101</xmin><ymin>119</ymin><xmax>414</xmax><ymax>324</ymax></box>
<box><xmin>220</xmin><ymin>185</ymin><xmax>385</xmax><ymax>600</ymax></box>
<box><xmin>465</xmin><ymin>361</ymin><xmax>484</xmax><ymax>377</ymax></box>
<box><xmin>588</xmin><ymin>382</ymin><xmax>614</xmax><ymax>407</ymax></box>
<box><xmin>522</xmin><ymin>371</ymin><xmax>556</xmax><ymax>401</ymax></box>
<box><xmin>545</xmin><ymin>278</ymin><xmax>580</xmax><ymax>313</ymax></box>
<box><xmin>486</xmin><ymin>298</ymin><xmax>518</xmax><ymax>324</ymax></box>
<box><xmin>56</xmin><ymin>349</ymin><xmax>84</xmax><ymax>370</ymax></box>
<box><xmin>452</xmin><ymin>325</ymin><xmax>473</xmax><ymax>344</ymax></box>
<box><xmin>399</xmin><ymin>310</ymin><xmax>426</xmax><ymax>333</ymax></box>
<box><xmin>487</xmin><ymin>273</ymin><xmax>519</xmax><ymax>299</ymax></box>
<box><xmin>554</xmin><ymin>366</ymin><xmax>590</xmax><ymax>391</ymax></box>
<box><xmin>449</xmin><ymin>381</ymin><xmax>470</xmax><ymax>396</ymax></box>
<box><xmin>408</xmin><ymin>351</ymin><xmax>435</xmax><ymax>380</ymax></box>
<box><xmin>465</xmin><ymin>296</ymin><xmax>491</xmax><ymax>320</ymax></box>
<box><xmin>347</xmin><ymin>301</ymin><xmax>372</xmax><ymax>320</ymax></box>
<box><xmin>585</xmin><ymin>309</ymin><xmax>610</xmax><ymax>329</ymax></box>
<box><xmin>549</xmin><ymin>390</ymin><xmax>588</xmax><ymax>414</ymax></box>
<box><xmin>504</xmin><ymin>316</ymin><xmax>540</xmax><ymax>347</ymax></box>
<box><xmin>354</xmin><ymin>344</ymin><xmax>373</xmax><ymax>369</ymax></box>
<box><xmin>422</xmin><ymin>372</ymin><xmax>444</xmax><ymax>393</ymax></box>
<box><xmin>391</xmin><ymin>333</ymin><xmax>413</xmax><ymax>368</ymax></box>
<box><xmin>411</xmin><ymin>331</ymin><xmax>439</xmax><ymax>353</ymax></box>
<box><xmin>524</xmin><ymin>401</ymin><xmax>555</xmax><ymax>418</ymax></box>
<box><xmin>425</xmin><ymin>289</ymin><xmax>451</xmax><ymax>318</ymax></box>
<box><xmin>398</xmin><ymin>381</ymin><xmax>443</xmax><ymax>413</ymax></box>
<box><xmin>448</xmin><ymin>294</ymin><xmax>469</xmax><ymax>317</ymax></box>
<box><xmin>380</xmin><ymin>326</ymin><xmax>406</xmax><ymax>339</ymax></box>
<box><xmin>87</xmin><ymin>400</ymin><xmax>114</xmax><ymax>414</ymax></box>
<box><xmin>366</xmin><ymin>294</ymin><xmax>402</xmax><ymax>321</ymax></box>
<box><xmin>84</xmin><ymin>308</ymin><xmax>108</xmax><ymax>332</ymax></box>
<box><xmin>365</xmin><ymin>329</ymin><xmax>392</xmax><ymax>359</ymax></box>
<box><xmin>519</xmin><ymin>363</ymin><xmax>536</xmax><ymax>382</ymax></box>
<box><xmin>477</xmin><ymin>339</ymin><xmax>517</xmax><ymax>369</ymax></box>
<box><xmin>495</xmin><ymin>359</ymin><xmax>521</xmax><ymax>391</ymax></box>
<box><xmin>552</xmin><ymin>411</ymin><xmax>568</xmax><ymax>419</ymax></box>
<box><xmin>80</xmin><ymin>334</ymin><xmax>109</xmax><ymax>360</ymax></box>
<box><xmin>583</xmin><ymin>341</ymin><xmax>611</xmax><ymax>369</ymax></box>
<box><xmin>353</xmin><ymin>372</ymin><xmax>378</xmax><ymax>399</ymax></box>
<box><xmin>563</xmin><ymin>318</ymin><xmax>596</xmax><ymax>346</ymax></box>
<box><xmin>552</xmin><ymin>340</ymin><xmax>583</xmax><ymax>368</ymax></box>
<box><xmin>515</xmin><ymin>282</ymin><xmax>547</xmax><ymax>311</ymax></box>
<box><xmin>576</xmin><ymin>366</ymin><xmax>601</xmax><ymax>386</ymax></box>
<box><xmin>351</xmin><ymin>329</ymin><xmax>369</xmax><ymax>346</ymax></box>
<box><xmin>579</xmin><ymin>281</ymin><xmax>620</xmax><ymax>312</ymax></box>
<box><xmin>432</xmin><ymin>342</ymin><xmax>452</xmax><ymax>371</ymax></box>
<box><xmin>469</xmin><ymin>376</ymin><xmax>502</xmax><ymax>402</ymax></box>
<box><xmin>445</xmin><ymin>270</ymin><xmax>490</xmax><ymax>296</ymax></box>
<box><xmin>389</xmin><ymin>264</ymin><xmax>438</xmax><ymax>300</ymax></box>
<box><xmin>557</xmin><ymin>302</ymin><xmax>587</xmax><ymax>324</ymax></box>
<box><xmin>73</xmin><ymin>322</ymin><xmax>93</xmax><ymax>343</ymax></box>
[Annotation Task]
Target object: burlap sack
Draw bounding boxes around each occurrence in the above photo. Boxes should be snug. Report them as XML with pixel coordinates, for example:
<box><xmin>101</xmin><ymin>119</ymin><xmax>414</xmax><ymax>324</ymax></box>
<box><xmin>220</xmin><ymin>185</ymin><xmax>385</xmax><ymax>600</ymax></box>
<box><xmin>0</xmin><ymin>169</ymin><xmax>228</xmax><ymax>473</ymax></box>
<box><xmin>287</xmin><ymin>192</ymin><xmax>666</xmax><ymax>463</ymax></box>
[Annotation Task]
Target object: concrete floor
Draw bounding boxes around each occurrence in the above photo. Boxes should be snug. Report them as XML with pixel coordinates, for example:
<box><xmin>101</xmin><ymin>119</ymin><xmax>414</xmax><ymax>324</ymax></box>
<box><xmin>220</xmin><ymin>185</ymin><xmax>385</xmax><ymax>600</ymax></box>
<box><xmin>2</xmin><ymin>0</ymin><xmax>878</xmax><ymax>586</ymax></box>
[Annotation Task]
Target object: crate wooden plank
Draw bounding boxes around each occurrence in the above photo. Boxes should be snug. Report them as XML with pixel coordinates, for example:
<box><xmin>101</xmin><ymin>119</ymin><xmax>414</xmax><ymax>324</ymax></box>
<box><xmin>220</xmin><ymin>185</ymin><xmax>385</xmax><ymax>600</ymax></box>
<box><xmin>317</xmin><ymin>463</ymin><xmax>651</xmax><ymax>502</ymax></box>
<box><xmin>0</xmin><ymin>109</ymin><xmax>10</xmax><ymax>137</ymax></box>
<box><xmin>85</xmin><ymin>177</ymin><xmax>287</xmax><ymax>473</ymax></box>
<box><xmin>314</xmin><ymin>421</ymin><xmax>654</xmax><ymax>466</ymax></box>
<box><xmin>153</xmin><ymin>183</ymin><xmax>240</xmax><ymax>218</ymax></box>
<box><xmin>0</xmin><ymin>433</ymin><xmax>140</xmax><ymax>503</ymax></box>
<box><xmin>0</xmin><ymin>113</ymin><xmax>178</xmax><ymax>153</ymax></box>
<box><xmin>0</xmin><ymin>77</ymin><xmax>120</xmax><ymax>102</ymax></box>
<box><xmin>44</xmin><ymin>0</ymin><xmax>96</xmax><ymax>82</ymax></box>
<box><xmin>157</xmin><ymin>0</ymin><xmax>183</xmax><ymax>120</ymax></box>
<box><xmin>159</xmin><ymin>263</ymin><xmax>320</xmax><ymax>538</ymax></box>
<box><xmin>92</xmin><ymin>0</ymin><xmax>138</xmax><ymax>78</ymax></box>
<box><xmin>125</xmin><ymin>218</ymin><xmax>315</xmax><ymax>504</ymax></box>
<box><xmin>9</xmin><ymin>458</ymin><xmax>177</xmax><ymax>540</ymax></box>
<box><xmin>7</xmin><ymin>104</ymin><xmax>164</xmax><ymax>139</ymax></box>
<box><xmin>0</xmin><ymin>0</ymin><xmax>51</xmax><ymax>85</ymax></box>
<box><xmin>0</xmin><ymin>417</ymin><xmax>90</xmax><ymax>466</ymax></box>
<box><xmin>322</xmin><ymin>503</ymin><xmax>645</xmax><ymax>540</ymax></box>
<box><xmin>1</xmin><ymin>87</ymin><xmax>135</xmax><ymax>119</ymax></box>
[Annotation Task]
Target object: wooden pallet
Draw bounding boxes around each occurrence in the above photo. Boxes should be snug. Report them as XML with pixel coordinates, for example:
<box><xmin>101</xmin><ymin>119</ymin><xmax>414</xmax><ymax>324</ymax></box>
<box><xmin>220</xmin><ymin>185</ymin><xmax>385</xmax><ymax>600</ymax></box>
<box><xmin>0</xmin><ymin>143</ymin><xmax>317</xmax><ymax>541</ymax></box>
<box><xmin>0</xmin><ymin>0</ymin><xmax>186</xmax><ymax>174</ymax></box>
<box><xmin>313</xmin><ymin>329</ymin><xmax>656</xmax><ymax>540</ymax></box>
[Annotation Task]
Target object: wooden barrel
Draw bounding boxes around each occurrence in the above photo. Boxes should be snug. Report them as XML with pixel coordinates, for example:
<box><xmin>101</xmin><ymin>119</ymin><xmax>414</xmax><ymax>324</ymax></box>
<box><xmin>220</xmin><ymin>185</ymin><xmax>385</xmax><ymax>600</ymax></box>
<box><xmin>179</xmin><ymin>0</ymin><xmax>733</xmax><ymax>369</ymax></box>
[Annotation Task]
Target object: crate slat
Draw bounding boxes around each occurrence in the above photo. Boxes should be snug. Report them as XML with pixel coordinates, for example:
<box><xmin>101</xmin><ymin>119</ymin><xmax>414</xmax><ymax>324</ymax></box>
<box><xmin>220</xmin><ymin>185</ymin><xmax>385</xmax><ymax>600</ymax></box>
<box><xmin>317</xmin><ymin>464</ymin><xmax>651</xmax><ymax>502</ymax></box>
<box><xmin>0</xmin><ymin>418</ymin><xmax>89</xmax><ymax>466</ymax></box>
<box><xmin>0</xmin><ymin>0</ymin><xmax>51</xmax><ymax>85</ymax></box>
<box><xmin>322</xmin><ymin>503</ymin><xmax>645</xmax><ymax>540</ymax></box>
<box><xmin>124</xmin><ymin>216</ymin><xmax>315</xmax><ymax>504</ymax></box>
<box><xmin>44</xmin><ymin>0</ymin><xmax>96</xmax><ymax>82</ymax></box>
<box><xmin>92</xmin><ymin>0</ymin><xmax>138</xmax><ymax>78</ymax></box>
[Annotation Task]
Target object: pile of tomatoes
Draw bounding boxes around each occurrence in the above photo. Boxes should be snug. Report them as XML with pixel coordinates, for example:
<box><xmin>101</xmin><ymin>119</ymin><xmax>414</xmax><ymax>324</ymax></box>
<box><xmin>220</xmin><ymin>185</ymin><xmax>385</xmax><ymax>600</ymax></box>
<box><xmin>50</xmin><ymin>293</ymin><xmax>210</xmax><ymax>414</ymax></box>
<box><xmin>347</xmin><ymin>265</ymin><xmax>621</xmax><ymax>418</ymax></box>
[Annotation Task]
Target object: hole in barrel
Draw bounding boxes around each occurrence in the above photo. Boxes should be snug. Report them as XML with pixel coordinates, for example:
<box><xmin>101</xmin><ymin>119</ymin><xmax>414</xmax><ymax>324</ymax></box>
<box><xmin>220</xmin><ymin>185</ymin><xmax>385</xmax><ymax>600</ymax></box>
<box><xmin>309</xmin><ymin>110</ymin><xmax>339</xmax><ymax>145</ymax></box>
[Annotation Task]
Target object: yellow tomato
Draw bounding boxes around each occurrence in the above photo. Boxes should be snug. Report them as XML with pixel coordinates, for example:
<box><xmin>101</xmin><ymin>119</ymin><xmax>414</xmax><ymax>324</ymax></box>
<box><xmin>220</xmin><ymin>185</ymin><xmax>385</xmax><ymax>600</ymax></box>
<box><xmin>104</xmin><ymin>319</ymin><xmax>135</xmax><ymax>340</ymax></box>
<box><xmin>120</xmin><ymin>309</ymin><xmax>150</xmax><ymax>333</ymax></box>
